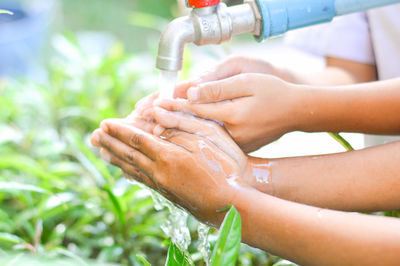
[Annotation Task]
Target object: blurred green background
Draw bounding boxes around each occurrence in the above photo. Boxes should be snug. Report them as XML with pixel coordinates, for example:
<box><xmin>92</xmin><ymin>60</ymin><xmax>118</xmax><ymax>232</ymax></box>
<box><xmin>60</xmin><ymin>0</ymin><xmax>178</xmax><ymax>52</ymax></box>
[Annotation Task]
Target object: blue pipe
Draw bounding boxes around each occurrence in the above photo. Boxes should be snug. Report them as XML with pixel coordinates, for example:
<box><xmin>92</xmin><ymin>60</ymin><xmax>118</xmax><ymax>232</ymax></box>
<box><xmin>256</xmin><ymin>0</ymin><xmax>400</xmax><ymax>41</ymax></box>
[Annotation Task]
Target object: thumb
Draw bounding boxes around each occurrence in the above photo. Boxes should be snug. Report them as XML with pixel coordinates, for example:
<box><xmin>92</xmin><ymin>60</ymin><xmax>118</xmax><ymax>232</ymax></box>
<box><xmin>187</xmin><ymin>75</ymin><xmax>252</xmax><ymax>103</ymax></box>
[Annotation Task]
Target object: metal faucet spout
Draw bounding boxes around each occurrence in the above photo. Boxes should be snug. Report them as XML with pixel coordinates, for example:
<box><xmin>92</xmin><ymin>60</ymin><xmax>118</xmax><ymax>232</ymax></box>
<box><xmin>156</xmin><ymin>16</ymin><xmax>195</xmax><ymax>72</ymax></box>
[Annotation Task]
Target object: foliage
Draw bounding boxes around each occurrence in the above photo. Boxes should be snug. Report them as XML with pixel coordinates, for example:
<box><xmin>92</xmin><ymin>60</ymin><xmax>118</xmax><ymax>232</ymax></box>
<box><xmin>210</xmin><ymin>206</ymin><xmax>241</xmax><ymax>266</ymax></box>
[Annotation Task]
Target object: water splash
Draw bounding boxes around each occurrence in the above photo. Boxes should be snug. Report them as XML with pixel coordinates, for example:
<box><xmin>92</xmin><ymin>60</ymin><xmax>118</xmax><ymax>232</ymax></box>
<box><xmin>151</xmin><ymin>192</ymin><xmax>191</xmax><ymax>250</ymax></box>
<box><xmin>197</xmin><ymin>223</ymin><xmax>211</xmax><ymax>265</ymax></box>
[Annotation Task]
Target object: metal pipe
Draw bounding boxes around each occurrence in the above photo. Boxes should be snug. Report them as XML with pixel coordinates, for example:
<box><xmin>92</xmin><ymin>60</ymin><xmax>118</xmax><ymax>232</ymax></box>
<box><xmin>156</xmin><ymin>0</ymin><xmax>400</xmax><ymax>71</ymax></box>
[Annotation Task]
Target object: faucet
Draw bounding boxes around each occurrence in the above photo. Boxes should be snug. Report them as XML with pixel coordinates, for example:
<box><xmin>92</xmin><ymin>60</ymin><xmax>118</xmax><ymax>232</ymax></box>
<box><xmin>156</xmin><ymin>0</ymin><xmax>400</xmax><ymax>72</ymax></box>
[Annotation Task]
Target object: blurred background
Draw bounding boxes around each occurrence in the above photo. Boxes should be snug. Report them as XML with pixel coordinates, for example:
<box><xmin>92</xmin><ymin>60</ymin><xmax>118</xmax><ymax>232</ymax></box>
<box><xmin>0</xmin><ymin>0</ymin><xmax>365</xmax><ymax>265</ymax></box>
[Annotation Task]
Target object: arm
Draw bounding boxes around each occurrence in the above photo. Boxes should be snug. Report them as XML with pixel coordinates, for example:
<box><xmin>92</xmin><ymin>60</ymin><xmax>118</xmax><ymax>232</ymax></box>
<box><xmin>150</xmin><ymin>104</ymin><xmax>400</xmax><ymax>212</ymax></box>
<box><xmin>297</xmin><ymin>78</ymin><xmax>400</xmax><ymax>135</ymax></box>
<box><xmin>236</xmin><ymin>187</ymin><xmax>400</xmax><ymax>266</ymax></box>
<box><xmin>245</xmin><ymin>141</ymin><xmax>400</xmax><ymax>212</ymax></box>
<box><xmin>91</xmin><ymin>114</ymin><xmax>400</xmax><ymax>266</ymax></box>
<box><xmin>155</xmin><ymin>74</ymin><xmax>400</xmax><ymax>152</ymax></box>
<box><xmin>286</xmin><ymin>56</ymin><xmax>377</xmax><ymax>85</ymax></box>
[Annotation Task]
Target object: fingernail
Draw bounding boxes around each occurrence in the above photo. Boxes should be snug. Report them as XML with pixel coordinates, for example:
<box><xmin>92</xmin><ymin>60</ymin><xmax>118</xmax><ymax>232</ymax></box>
<box><xmin>100</xmin><ymin>121</ymin><xmax>109</xmax><ymax>133</ymax></box>
<box><xmin>153</xmin><ymin>125</ymin><xmax>165</xmax><ymax>136</ymax></box>
<box><xmin>101</xmin><ymin>150</ymin><xmax>111</xmax><ymax>163</ymax></box>
<box><xmin>187</xmin><ymin>87</ymin><xmax>199</xmax><ymax>102</ymax></box>
<box><xmin>92</xmin><ymin>132</ymin><xmax>100</xmax><ymax>142</ymax></box>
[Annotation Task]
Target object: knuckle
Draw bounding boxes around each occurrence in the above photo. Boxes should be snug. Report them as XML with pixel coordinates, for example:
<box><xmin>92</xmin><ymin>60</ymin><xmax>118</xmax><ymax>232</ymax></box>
<box><xmin>126</xmin><ymin>148</ymin><xmax>137</xmax><ymax>164</ymax></box>
<box><xmin>208</xmin><ymin>84</ymin><xmax>222</xmax><ymax>100</ymax></box>
<box><xmin>129</xmin><ymin>132</ymin><xmax>143</xmax><ymax>147</ymax></box>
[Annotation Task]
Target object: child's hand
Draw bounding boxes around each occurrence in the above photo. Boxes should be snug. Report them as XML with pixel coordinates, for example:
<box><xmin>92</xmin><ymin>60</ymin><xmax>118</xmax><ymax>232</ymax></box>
<box><xmin>173</xmin><ymin>55</ymin><xmax>284</xmax><ymax>99</ymax></box>
<box><xmin>156</xmin><ymin>73</ymin><xmax>303</xmax><ymax>153</ymax></box>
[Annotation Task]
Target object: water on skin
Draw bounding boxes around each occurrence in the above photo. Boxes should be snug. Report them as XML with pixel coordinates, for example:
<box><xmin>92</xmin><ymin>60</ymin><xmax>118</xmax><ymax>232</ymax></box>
<box><xmin>252</xmin><ymin>162</ymin><xmax>276</xmax><ymax>184</ymax></box>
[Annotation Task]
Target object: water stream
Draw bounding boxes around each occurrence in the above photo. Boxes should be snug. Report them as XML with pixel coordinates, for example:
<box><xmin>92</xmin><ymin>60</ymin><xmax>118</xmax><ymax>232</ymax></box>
<box><xmin>154</xmin><ymin>70</ymin><xmax>211</xmax><ymax>264</ymax></box>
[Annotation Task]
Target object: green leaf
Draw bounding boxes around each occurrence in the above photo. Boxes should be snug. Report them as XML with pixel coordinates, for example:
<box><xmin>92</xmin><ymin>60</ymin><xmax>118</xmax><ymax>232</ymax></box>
<box><xmin>328</xmin><ymin>132</ymin><xmax>354</xmax><ymax>151</ymax></box>
<box><xmin>165</xmin><ymin>242</ymin><xmax>192</xmax><ymax>266</ymax></box>
<box><xmin>0</xmin><ymin>233</ymin><xmax>24</xmax><ymax>245</ymax></box>
<box><xmin>104</xmin><ymin>185</ymin><xmax>126</xmax><ymax>227</ymax></box>
<box><xmin>0</xmin><ymin>10</ymin><xmax>13</xmax><ymax>15</ymax></box>
<box><xmin>0</xmin><ymin>181</ymin><xmax>49</xmax><ymax>194</ymax></box>
<box><xmin>136</xmin><ymin>254</ymin><xmax>152</xmax><ymax>266</ymax></box>
<box><xmin>211</xmin><ymin>206</ymin><xmax>242</xmax><ymax>266</ymax></box>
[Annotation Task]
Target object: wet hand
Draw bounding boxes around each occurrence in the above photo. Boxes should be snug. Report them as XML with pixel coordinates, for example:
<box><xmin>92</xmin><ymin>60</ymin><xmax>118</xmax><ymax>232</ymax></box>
<box><xmin>91</xmin><ymin>116</ymin><xmax>252</xmax><ymax>227</ymax></box>
<box><xmin>91</xmin><ymin>92</ymin><xmax>158</xmax><ymax>148</ymax></box>
<box><xmin>155</xmin><ymin>73</ymin><xmax>302</xmax><ymax>153</ymax></box>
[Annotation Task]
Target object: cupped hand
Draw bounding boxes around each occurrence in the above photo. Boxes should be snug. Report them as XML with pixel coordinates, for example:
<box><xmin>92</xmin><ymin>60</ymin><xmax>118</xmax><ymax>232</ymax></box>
<box><xmin>156</xmin><ymin>73</ymin><xmax>302</xmax><ymax>153</ymax></box>
<box><xmin>91</xmin><ymin>92</ymin><xmax>158</xmax><ymax>148</ymax></box>
<box><xmin>91</xmin><ymin>115</ymin><xmax>252</xmax><ymax>227</ymax></box>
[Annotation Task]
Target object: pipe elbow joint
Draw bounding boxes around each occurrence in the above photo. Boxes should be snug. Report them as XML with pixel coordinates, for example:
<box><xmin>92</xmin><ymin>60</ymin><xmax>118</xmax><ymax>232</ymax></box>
<box><xmin>156</xmin><ymin>1</ymin><xmax>260</xmax><ymax>72</ymax></box>
<box><xmin>156</xmin><ymin>17</ymin><xmax>195</xmax><ymax>72</ymax></box>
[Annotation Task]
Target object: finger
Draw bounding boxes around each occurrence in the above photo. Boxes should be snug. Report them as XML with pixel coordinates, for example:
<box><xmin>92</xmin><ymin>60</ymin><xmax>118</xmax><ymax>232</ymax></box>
<box><xmin>174</xmin><ymin>80</ymin><xmax>194</xmax><ymax>99</ymax></box>
<box><xmin>91</xmin><ymin>129</ymin><xmax>102</xmax><ymax>147</ymax></box>
<box><xmin>97</xmin><ymin>130</ymin><xmax>154</xmax><ymax>176</ymax></box>
<box><xmin>101</xmin><ymin>149</ymin><xmax>157</xmax><ymax>190</ymax></box>
<box><xmin>174</xmin><ymin>57</ymin><xmax>243</xmax><ymax>99</ymax></box>
<box><xmin>100</xmin><ymin>119</ymin><xmax>162</xmax><ymax>160</ymax></box>
<box><xmin>120</xmin><ymin>117</ymin><xmax>156</xmax><ymax>134</ymax></box>
<box><xmin>153</xmin><ymin>107</ymin><xmax>226</xmax><ymax>138</ymax></box>
<box><xmin>153</xmin><ymin>108</ymin><xmax>243</xmax><ymax>162</ymax></box>
<box><xmin>129</xmin><ymin>92</ymin><xmax>159</xmax><ymax>118</ymax></box>
<box><xmin>186</xmin><ymin>75</ymin><xmax>253</xmax><ymax>103</ymax></box>
<box><xmin>159</xmin><ymin>128</ymin><xmax>198</xmax><ymax>153</ymax></box>
<box><xmin>154</xmin><ymin>98</ymin><xmax>233</xmax><ymax>123</ymax></box>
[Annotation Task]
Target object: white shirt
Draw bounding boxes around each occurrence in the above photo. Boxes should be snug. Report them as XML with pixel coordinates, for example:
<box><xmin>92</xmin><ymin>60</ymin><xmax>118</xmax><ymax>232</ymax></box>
<box><xmin>285</xmin><ymin>4</ymin><xmax>400</xmax><ymax>80</ymax></box>
<box><xmin>285</xmin><ymin>4</ymin><xmax>400</xmax><ymax>146</ymax></box>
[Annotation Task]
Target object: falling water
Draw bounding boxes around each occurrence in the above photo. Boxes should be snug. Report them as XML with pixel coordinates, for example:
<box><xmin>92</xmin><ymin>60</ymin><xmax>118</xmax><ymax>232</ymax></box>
<box><xmin>130</xmin><ymin>70</ymin><xmax>210</xmax><ymax>262</ymax></box>
<box><xmin>158</xmin><ymin>70</ymin><xmax>178</xmax><ymax>100</ymax></box>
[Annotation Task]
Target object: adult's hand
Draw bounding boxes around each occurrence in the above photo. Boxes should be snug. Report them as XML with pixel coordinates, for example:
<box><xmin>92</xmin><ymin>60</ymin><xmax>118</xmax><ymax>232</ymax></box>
<box><xmin>91</xmin><ymin>92</ymin><xmax>158</xmax><ymax>148</ymax></box>
<box><xmin>91</xmin><ymin>113</ymin><xmax>251</xmax><ymax>227</ymax></box>
<box><xmin>156</xmin><ymin>73</ymin><xmax>303</xmax><ymax>153</ymax></box>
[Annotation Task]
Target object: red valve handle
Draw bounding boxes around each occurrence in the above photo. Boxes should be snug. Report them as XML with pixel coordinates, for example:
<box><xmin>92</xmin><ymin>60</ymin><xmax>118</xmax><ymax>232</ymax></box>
<box><xmin>186</xmin><ymin>0</ymin><xmax>221</xmax><ymax>8</ymax></box>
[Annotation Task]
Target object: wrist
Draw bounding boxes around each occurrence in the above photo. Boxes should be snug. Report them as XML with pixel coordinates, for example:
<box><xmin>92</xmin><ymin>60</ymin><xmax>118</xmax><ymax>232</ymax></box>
<box><xmin>243</xmin><ymin>156</ymin><xmax>276</xmax><ymax>196</ymax></box>
<box><xmin>291</xmin><ymin>84</ymin><xmax>324</xmax><ymax>133</ymax></box>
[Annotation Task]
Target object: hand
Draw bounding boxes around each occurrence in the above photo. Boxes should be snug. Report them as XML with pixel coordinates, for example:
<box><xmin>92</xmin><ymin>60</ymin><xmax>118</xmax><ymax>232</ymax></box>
<box><xmin>156</xmin><ymin>73</ymin><xmax>302</xmax><ymax>153</ymax></box>
<box><xmin>92</xmin><ymin>92</ymin><xmax>158</xmax><ymax>148</ymax></box>
<box><xmin>174</xmin><ymin>55</ymin><xmax>285</xmax><ymax>99</ymax></box>
<box><xmin>91</xmin><ymin>112</ymin><xmax>251</xmax><ymax>227</ymax></box>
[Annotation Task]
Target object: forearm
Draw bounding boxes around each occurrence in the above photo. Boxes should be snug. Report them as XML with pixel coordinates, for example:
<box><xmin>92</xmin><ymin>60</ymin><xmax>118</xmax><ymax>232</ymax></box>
<box><xmin>294</xmin><ymin>77</ymin><xmax>400</xmax><ymax>135</ymax></box>
<box><xmin>245</xmin><ymin>141</ymin><xmax>400</xmax><ymax>212</ymax></box>
<box><xmin>234</xmin><ymin>188</ymin><xmax>400</xmax><ymax>265</ymax></box>
<box><xmin>278</xmin><ymin>57</ymin><xmax>377</xmax><ymax>86</ymax></box>
<box><xmin>280</xmin><ymin>66</ymin><xmax>362</xmax><ymax>86</ymax></box>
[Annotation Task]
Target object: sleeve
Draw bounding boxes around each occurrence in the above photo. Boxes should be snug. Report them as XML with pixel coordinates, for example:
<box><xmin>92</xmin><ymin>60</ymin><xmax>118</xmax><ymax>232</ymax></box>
<box><xmin>284</xmin><ymin>12</ymin><xmax>376</xmax><ymax>65</ymax></box>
